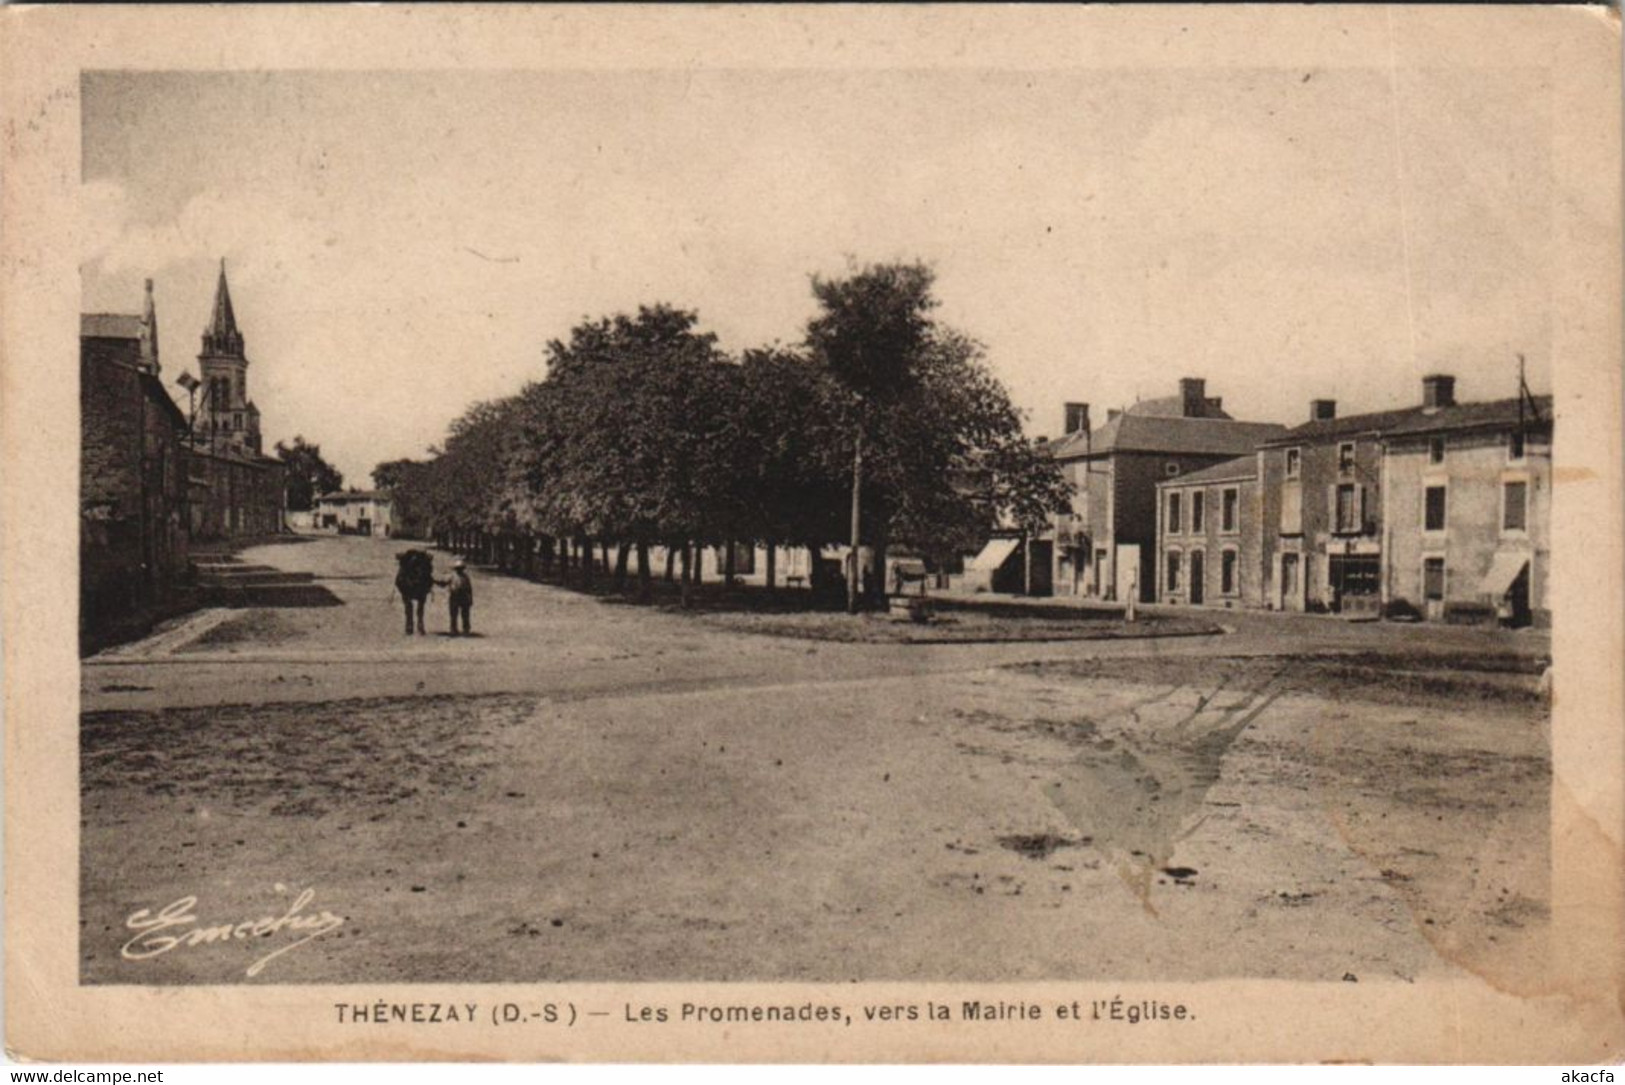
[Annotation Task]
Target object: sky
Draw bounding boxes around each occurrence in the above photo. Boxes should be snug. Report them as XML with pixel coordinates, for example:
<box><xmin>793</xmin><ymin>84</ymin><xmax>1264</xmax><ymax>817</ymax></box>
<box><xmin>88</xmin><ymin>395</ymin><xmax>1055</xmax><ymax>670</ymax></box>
<box><xmin>81</xmin><ymin>68</ymin><xmax>1554</xmax><ymax>485</ymax></box>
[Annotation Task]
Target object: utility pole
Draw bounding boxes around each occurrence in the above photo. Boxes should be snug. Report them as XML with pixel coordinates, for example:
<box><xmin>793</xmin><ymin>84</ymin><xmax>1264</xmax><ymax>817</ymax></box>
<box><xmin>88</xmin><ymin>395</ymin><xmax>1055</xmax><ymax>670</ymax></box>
<box><xmin>847</xmin><ymin>430</ymin><xmax>863</xmax><ymax>614</ymax></box>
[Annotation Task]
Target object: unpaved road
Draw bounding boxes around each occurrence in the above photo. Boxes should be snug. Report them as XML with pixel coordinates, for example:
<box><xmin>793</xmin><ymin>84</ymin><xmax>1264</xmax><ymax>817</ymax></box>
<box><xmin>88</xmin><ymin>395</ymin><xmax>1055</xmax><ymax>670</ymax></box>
<box><xmin>81</xmin><ymin>535</ymin><xmax>1551</xmax><ymax>987</ymax></box>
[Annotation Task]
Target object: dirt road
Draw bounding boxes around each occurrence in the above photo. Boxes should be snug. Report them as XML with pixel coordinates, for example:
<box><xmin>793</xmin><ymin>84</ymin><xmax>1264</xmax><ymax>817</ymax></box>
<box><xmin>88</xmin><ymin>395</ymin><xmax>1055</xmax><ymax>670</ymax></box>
<box><xmin>81</xmin><ymin>535</ymin><xmax>1551</xmax><ymax>987</ymax></box>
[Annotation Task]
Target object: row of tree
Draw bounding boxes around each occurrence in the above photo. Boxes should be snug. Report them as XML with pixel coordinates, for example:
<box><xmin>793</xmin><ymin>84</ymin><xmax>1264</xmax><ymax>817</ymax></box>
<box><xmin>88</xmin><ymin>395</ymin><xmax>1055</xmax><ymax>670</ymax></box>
<box><xmin>371</xmin><ymin>261</ymin><xmax>1070</xmax><ymax>610</ymax></box>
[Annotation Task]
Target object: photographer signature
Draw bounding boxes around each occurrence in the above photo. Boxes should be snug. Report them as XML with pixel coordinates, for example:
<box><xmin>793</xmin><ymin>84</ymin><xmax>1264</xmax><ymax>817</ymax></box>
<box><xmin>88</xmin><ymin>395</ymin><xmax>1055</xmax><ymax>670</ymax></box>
<box><xmin>122</xmin><ymin>884</ymin><xmax>345</xmax><ymax>978</ymax></box>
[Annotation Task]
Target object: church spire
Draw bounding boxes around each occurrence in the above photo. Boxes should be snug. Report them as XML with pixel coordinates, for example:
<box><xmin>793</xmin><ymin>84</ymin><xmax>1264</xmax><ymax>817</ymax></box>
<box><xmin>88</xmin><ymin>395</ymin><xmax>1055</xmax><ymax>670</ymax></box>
<box><xmin>201</xmin><ymin>258</ymin><xmax>244</xmax><ymax>358</ymax></box>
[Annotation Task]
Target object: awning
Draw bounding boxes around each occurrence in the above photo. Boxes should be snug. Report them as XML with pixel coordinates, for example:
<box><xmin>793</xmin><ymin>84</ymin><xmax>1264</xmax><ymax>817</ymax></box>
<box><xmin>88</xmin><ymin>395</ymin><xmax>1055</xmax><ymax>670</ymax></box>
<box><xmin>1481</xmin><ymin>552</ymin><xmax>1530</xmax><ymax>598</ymax></box>
<box><xmin>968</xmin><ymin>537</ymin><xmax>1021</xmax><ymax>572</ymax></box>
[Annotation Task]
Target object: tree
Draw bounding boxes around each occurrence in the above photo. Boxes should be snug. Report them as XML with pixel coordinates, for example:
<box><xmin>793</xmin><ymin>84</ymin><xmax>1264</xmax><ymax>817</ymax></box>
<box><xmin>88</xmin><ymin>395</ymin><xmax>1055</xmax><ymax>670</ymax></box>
<box><xmin>805</xmin><ymin>261</ymin><xmax>938</xmax><ymax>611</ymax></box>
<box><xmin>512</xmin><ymin>305</ymin><xmax>740</xmax><ymax>605</ymax></box>
<box><xmin>801</xmin><ymin>263</ymin><xmax>1071</xmax><ymax>607</ymax></box>
<box><xmin>372</xmin><ymin>458</ymin><xmax>431</xmax><ymax>538</ymax></box>
<box><xmin>275</xmin><ymin>436</ymin><xmax>343</xmax><ymax>512</ymax></box>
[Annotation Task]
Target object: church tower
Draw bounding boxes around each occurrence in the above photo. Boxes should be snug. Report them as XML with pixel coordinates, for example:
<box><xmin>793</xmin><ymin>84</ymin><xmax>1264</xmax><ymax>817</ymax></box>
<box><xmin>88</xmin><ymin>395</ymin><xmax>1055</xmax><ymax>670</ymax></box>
<box><xmin>196</xmin><ymin>259</ymin><xmax>262</xmax><ymax>455</ymax></box>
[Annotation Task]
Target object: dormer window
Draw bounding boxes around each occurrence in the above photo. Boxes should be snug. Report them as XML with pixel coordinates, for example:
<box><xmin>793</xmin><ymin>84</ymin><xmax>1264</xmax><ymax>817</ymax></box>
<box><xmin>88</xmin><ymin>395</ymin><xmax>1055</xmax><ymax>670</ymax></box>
<box><xmin>1338</xmin><ymin>441</ymin><xmax>1357</xmax><ymax>474</ymax></box>
<box><xmin>1428</xmin><ymin>437</ymin><xmax>1445</xmax><ymax>465</ymax></box>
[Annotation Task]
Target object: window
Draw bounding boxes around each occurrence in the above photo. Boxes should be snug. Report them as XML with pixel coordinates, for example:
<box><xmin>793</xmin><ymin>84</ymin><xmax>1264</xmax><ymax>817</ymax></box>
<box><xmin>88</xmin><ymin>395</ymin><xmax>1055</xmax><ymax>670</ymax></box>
<box><xmin>1508</xmin><ymin>431</ymin><xmax>1526</xmax><ymax>462</ymax></box>
<box><xmin>1338</xmin><ymin>442</ymin><xmax>1357</xmax><ymax>474</ymax></box>
<box><xmin>1221</xmin><ymin>488</ymin><xmax>1239</xmax><ymax>532</ymax></box>
<box><xmin>1167</xmin><ymin>492</ymin><xmax>1182</xmax><ymax>534</ymax></box>
<box><xmin>1424</xmin><ymin>485</ymin><xmax>1447</xmax><ymax>532</ymax></box>
<box><xmin>1221</xmin><ymin>550</ymin><xmax>1238</xmax><ymax>595</ymax></box>
<box><xmin>1334</xmin><ymin>483</ymin><xmax>1361</xmax><ymax>533</ymax></box>
<box><xmin>1428</xmin><ymin>437</ymin><xmax>1445</xmax><ymax>464</ymax></box>
<box><xmin>1166</xmin><ymin>551</ymin><xmax>1182</xmax><ymax>591</ymax></box>
<box><xmin>1503</xmin><ymin>481</ymin><xmax>1528</xmax><ymax>532</ymax></box>
<box><xmin>1285</xmin><ymin>448</ymin><xmax>1301</xmax><ymax>479</ymax></box>
<box><xmin>1165</xmin><ymin>462</ymin><xmax>1181</xmax><ymax>478</ymax></box>
<box><xmin>1423</xmin><ymin>557</ymin><xmax>1446</xmax><ymax>601</ymax></box>
<box><xmin>1191</xmin><ymin>492</ymin><xmax>1205</xmax><ymax>533</ymax></box>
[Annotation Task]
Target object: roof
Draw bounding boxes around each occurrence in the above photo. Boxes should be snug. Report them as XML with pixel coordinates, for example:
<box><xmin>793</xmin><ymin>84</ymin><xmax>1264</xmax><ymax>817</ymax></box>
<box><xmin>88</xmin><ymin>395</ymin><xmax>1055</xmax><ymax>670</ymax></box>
<box><xmin>1383</xmin><ymin>395</ymin><xmax>1554</xmax><ymax>438</ymax></box>
<box><xmin>1122</xmin><ymin>393</ymin><xmax>1232</xmax><ymax>421</ymax></box>
<box><xmin>317</xmin><ymin>490</ymin><xmax>389</xmax><ymax>503</ymax></box>
<box><xmin>1157</xmin><ymin>454</ymin><xmax>1256</xmax><ymax>487</ymax></box>
<box><xmin>81</xmin><ymin>313</ymin><xmax>143</xmax><ymax>339</ymax></box>
<box><xmin>1049</xmin><ymin>413</ymin><xmax>1287</xmax><ymax>459</ymax></box>
<box><xmin>193</xmin><ymin>446</ymin><xmax>283</xmax><ymax>468</ymax></box>
<box><xmin>1261</xmin><ymin>394</ymin><xmax>1553</xmax><ymax>446</ymax></box>
<box><xmin>137</xmin><ymin>372</ymin><xmax>188</xmax><ymax>430</ymax></box>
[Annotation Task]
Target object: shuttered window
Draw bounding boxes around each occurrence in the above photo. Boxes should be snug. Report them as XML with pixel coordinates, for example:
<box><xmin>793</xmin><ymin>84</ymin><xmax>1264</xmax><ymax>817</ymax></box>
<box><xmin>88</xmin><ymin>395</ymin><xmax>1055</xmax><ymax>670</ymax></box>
<box><xmin>1423</xmin><ymin>558</ymin><xmax>1446</xmax><ymax>601</ymax></box>
<box><xmin>1425</xmin><ymin>486</ymin><xmax>1446</xmax><ymax>532</ymax></box>
<box><xmin>1503</xmin><ymin>481</ymin><xmax>1528</xmax><ymax>532</ymax></box>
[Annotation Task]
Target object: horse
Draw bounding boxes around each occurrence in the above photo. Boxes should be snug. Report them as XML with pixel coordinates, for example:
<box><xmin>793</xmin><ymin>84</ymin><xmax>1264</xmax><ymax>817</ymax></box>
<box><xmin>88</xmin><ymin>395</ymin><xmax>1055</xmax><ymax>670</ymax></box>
<box><xmin>394</xmin><ymin>549</ymin><xmax>435</xmax><ymax>635</ymax></box>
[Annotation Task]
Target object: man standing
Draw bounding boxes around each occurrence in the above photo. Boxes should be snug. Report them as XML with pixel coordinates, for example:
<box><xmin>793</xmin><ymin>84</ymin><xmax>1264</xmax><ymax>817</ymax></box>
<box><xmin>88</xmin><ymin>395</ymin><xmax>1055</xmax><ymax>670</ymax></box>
<box><xmin>438</xmin><ymin>559</ymin><xmax>474</xmax><ymax>636</ymax></box>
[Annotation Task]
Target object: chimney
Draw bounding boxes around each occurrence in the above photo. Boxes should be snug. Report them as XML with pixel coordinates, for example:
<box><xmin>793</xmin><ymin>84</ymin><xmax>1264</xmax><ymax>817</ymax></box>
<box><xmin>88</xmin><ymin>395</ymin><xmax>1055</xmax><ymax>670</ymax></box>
<box><xmin>1421</xmin><ymin>374</ymin><xmax>1456</xmax><ymax>410</ymax></box>
<box><xmin>1180</xmin><ymin>377</ymin><xmax>1207</xmax><ymax>418</ymax></box>
<box><xmin>1311</xmin><ymin>399</ymin><xmax>1337</xmax><ymax>422</ymax></box>
<box><xmin>1063</xmin><ymin>402</ymin><xmax>1091</xmax><ymax>435</ymax></box>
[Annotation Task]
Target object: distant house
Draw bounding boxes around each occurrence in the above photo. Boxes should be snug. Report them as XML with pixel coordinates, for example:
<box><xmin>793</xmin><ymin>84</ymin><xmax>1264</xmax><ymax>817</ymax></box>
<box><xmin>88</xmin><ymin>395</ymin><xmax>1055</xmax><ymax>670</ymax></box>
<box><xmin>1045</xmin><ymin>378</ymin><xmax>1287</xmax><ymax>602</ymax></box>
<box><xmin>1155</xmin><ymin>454</ymin><xmax>1265</xmax><ymax>609</ymax></box>
<box><xmin>315</xmin><ymin>491</ymin><xmax>394</xmax><ymax>536</ymax></box>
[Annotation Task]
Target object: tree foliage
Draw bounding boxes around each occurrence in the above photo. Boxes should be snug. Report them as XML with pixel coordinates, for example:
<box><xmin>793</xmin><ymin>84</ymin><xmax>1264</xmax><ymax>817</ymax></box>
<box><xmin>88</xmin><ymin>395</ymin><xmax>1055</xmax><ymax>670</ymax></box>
<box><xmin>275</xmin><ymin>436</ymin><xmax>344</xmax><ymax>512</ymax></box>
<box><xmin>391</xmin><ymin>260</ymin><xmax>1072</xmax><ymax>605</ymax></box>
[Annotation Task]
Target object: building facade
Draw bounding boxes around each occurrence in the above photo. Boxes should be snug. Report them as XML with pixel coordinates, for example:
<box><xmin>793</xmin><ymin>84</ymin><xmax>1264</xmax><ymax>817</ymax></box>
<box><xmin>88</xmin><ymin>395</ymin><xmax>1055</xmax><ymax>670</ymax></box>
<box><xmin>1258</xmin><ymin>393</ymin><xmax>1394</xmax><ymax>617</ymax></box>
<box><xmin>1046</xmin><ymin>378</ymin><xmax>1286</xmax><ymax>602</ymax></box>
<box><xmin>80</xmin><ymin>282</ymin><xmax>192</xmax><ymax>638</ymax></box>
<box><xmin>1154</xmin><ymin>455</ymin><xmax>1266</xmax><ymax>609</ymax></box>
<box><xmin>316</xmin><ymin>491</ymin><xmax>395</xmax><ymax>536</ymax></box>
<box><xmin>1381</xmin><ymin>393</ymin><xmax>1553</xmax><ymax>626</ymax></box>
<box><xmin>1256</xmin><ymin>374</ymin><xmax>1552</xmax><ymax>624</ymax></box>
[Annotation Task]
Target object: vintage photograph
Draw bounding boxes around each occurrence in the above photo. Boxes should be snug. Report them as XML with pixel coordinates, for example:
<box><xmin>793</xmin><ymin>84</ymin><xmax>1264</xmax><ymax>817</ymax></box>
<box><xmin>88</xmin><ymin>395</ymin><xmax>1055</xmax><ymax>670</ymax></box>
<box><xmin>76</xmin><ymin>62</ymin><xmax>1560</xmax><ymax>990</ymax></box>
<box><xmin>3</xmin><ymin>2</ymin><xmax>1617</xmax><ymax>1065</ymax></box>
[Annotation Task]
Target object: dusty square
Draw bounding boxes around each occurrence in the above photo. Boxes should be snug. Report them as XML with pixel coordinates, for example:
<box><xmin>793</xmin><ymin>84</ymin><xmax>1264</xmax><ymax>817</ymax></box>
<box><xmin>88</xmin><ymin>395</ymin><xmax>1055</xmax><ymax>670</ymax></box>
<box><xmin>81</xmin><ymin>535</ymin><xmax>1551</xmax><ymax>988</ymax></box>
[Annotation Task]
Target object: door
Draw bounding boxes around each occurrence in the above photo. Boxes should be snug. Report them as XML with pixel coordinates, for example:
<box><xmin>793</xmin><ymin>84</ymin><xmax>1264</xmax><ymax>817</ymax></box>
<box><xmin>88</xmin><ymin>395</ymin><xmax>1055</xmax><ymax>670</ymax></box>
<box><xmin>1115</xmin><ymin>544</ymin><xmax>1142</xmax><ymax>602</ymax></box>
<box><xmin>358</xmin><ymin>517</ymin><xmax>372</xmax><ymax>536</ymax></box>
<box><xmin>1281</xmin><ymin>553</ymin><xmax>1300</xmax><ymax>611</ymax></box>
<box><xmin>1189</xmin><ymin>550</ymin><xmax>1205</xmax><ymax>605</ymax></box>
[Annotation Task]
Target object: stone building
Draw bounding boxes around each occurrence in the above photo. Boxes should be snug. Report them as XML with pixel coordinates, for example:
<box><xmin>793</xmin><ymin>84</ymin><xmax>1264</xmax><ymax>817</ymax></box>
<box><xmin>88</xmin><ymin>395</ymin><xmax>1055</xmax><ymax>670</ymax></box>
<box><xmin>182</xmin><ymin>262</ymin><xmax>286</xmax><ymax>539</ymax></box>
<box><xmin>80</xmin><ymin>281</ymin><xmax>191</xmax><ymax>638</ymax></box>
<box><xmin>1257</xmin><ymin>374</ymin><xmax>1552</xmax><ymax>623</ymax></box>
<box><xmin>1045</xmin><ymin>378</ymin><xmax>1286</xmax><ymax>602</ymax></box>
<box><xmin>1258</xmin><ymin>392</ymin><xmax>1395</xmax><ymax>617</ymax></box>
<box><xmin>1381</xmin><ymin>389</ymin><xmax>1553</xmax><ymax>626</ymax></box>
<box><xmin>1154</xmin><ymin>454</ymin><xmax>1265</xmax><ymax>609</ymax></box>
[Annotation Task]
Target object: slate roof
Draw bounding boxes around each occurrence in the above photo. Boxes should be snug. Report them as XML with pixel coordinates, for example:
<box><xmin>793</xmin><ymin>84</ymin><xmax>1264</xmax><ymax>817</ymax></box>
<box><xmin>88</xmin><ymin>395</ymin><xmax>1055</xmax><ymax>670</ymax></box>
<box><xmin>1049</xmin><ymin>413</ymin><xmax>1287</xmax><ymax>459</ymax></box>
<box><xmin>81</xmin><ymin>313</ymin><xmax>143</xmax><ymax>339</ymax></box>
<box><xmin>1260</xmin><ymin>395</ymin><xmax>1553</xmax><ymax>446</ymax></box>
<box><xmin>1383</xmin><ymin>395</ymin><xmax>1554</xmax><ymax>438</ymax></box>
<box><xmin>1157</xmin><ymin>454</ymin><xmax>1257</xmax><ymax>488</ymax></box>
<box><xmin>1120</xmin><ymin>394</ymin><xmax>1233</xmax><ymax>421</ymax></box>
<box><xmin>317</xmin><ymin>490</ymin><xmax>389</xmax><ymax>503</ymax></box>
